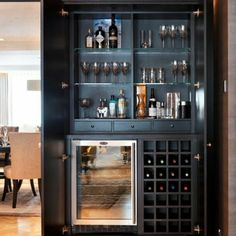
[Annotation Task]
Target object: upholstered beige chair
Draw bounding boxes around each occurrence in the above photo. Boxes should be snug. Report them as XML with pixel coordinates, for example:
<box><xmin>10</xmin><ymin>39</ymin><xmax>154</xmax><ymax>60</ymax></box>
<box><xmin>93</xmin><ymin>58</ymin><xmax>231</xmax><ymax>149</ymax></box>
<box><xmin>2</xmin><ymin>132</ymin><xmax>41</xmax><ymax>208</ymax></box>
<box><xmin>0</xmin><ymin>126</ymin><xmax>19</xmax><ymax>191</ymax></box>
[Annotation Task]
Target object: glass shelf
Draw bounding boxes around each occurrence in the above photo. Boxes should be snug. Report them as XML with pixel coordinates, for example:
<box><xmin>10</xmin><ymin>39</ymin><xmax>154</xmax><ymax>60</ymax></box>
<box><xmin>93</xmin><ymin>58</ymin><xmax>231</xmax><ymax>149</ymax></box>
<box><xmin>134</xmin><ymin>82</ymin><xmax>191</xmax><ymax>86</ymax></box>
<box><xmin>134</xmin><ymin>48</ymin><xmax>191</xmax><ymax>54</ymax></box>
<box><xmin>74</xmin><ymin>48</ymin><xmax>132</xmax><ymax>54</ymax></box>
<box><xmin>75</xmin><ymin>82</ymin><xmax>132</xmax><ymax>86</ymax></box>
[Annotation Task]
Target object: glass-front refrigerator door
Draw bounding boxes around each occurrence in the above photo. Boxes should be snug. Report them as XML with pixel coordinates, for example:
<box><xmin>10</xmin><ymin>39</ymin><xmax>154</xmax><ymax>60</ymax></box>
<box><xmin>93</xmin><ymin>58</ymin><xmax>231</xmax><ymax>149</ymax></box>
<box><xmin>71</xmin><ymin>140</ymin><xmax>137</xmax><ymax>226</ymax></box>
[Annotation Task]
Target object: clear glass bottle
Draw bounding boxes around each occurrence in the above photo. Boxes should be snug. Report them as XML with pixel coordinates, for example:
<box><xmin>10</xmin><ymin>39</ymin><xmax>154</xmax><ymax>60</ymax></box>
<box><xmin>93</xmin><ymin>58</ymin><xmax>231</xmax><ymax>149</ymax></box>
<box><xmin>109</xmin><ymin>95</ymin><xmax>117</xmax><ymax>118</ymax></box>
<box><xmin>85</xmin><ymin>28</ymin><xmax>94</xmax><ymax>48</ymax></box>
<box><xmin>117</xmin><ymin>89</ymin><xmax>126</xmax><ymax>118</ymax></box>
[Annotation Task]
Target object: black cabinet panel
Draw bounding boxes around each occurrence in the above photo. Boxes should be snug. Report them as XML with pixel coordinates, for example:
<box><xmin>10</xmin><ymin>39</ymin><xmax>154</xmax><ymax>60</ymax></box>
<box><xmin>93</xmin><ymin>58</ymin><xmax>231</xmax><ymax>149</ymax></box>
<box><xmin>114</xmin><ymin>121</ymin><xmax>152</xmax><ymax>132</ymax></box>
<box><xmin>153</xmin><ymin>120</ymin><xmax>191</xmax><ymax>132</ymax></box>
<box><xmin>74</xmin><ymin>120</ymin><xmax>112</xmax><ymax>132</ymax></box>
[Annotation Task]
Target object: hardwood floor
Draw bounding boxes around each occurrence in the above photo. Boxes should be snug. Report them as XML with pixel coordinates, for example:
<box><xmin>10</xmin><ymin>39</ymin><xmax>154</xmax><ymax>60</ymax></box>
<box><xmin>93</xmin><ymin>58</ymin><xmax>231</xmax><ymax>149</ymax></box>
<box><xmin>0</xmin><ymin>216</ymin><xmax>41</xmax><ymax>236</ymax></box>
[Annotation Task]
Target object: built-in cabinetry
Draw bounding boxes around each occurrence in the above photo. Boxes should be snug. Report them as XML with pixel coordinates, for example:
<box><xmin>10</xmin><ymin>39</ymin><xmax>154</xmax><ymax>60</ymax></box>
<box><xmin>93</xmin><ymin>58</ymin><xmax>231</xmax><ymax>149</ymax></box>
<box><xmin>42</xmin><ymin>0</ymin><xmax>214</xmax><ymax>236</ymax></box>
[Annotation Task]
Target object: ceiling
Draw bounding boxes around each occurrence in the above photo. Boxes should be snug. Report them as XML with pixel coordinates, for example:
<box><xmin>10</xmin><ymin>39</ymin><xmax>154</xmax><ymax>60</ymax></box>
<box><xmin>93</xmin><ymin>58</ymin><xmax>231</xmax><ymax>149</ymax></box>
<box><xmin>0</xmin><ymin>2</ymin><xmax>40</xmax><ymax>51</ymax></box>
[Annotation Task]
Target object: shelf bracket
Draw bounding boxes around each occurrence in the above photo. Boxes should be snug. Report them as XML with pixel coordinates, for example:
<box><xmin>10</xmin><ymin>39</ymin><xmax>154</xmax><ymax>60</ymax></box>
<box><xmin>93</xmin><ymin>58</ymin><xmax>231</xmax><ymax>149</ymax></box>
<box><xmin>61</xmin><ymin>154</ymin><xmax>70</xmax><ymax>162</ymax></box>
<box><xmin>59</xmin><ymin>8</ymin><xmax>69</xmax><ymax>17</ymax></box>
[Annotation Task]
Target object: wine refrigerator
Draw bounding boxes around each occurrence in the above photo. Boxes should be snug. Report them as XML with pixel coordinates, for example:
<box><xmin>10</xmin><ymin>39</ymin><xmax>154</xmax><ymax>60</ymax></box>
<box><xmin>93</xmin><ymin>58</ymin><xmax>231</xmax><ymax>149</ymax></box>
<box><xmin>71</xmin><ymin>140</ymin><xmax>137</xmax><ymax>226</ymax></box>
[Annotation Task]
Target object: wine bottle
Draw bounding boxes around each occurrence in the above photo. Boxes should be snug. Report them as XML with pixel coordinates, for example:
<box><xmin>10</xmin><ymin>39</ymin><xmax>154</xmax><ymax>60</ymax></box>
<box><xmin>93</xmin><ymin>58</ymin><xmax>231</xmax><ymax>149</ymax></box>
<box><xmin>117</xmin><ymin>89</ymin><xmax>127</xmax><ymax>118</ymax></box>
<box><xmin>95</xmin><ymin>26</ymin><xmax>106</xmax><ymax>48</ymax></box>
<box><xmin>85</xmin><ymin>28</ymin><xmax>94</xmax><ymax>48</ymax></box>
<box><xmin>148</xmin><ymin>88</ymin><xmax>157</xmax><ymax>118</ymax></box>
<box><xmin>109</xmin><ymin>14</ymin><xmax>118</xmax><ymax>48</ymax></box>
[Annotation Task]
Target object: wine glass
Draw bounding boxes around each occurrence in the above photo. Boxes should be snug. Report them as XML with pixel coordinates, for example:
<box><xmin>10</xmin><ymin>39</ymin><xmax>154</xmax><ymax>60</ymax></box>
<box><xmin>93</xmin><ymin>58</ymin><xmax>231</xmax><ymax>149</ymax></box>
<box><xmin>171</xmin><ymin>60</ymin><xmax>178</xmax><ymax>83</ymax></box>
<box><xmin>91</xmin><ymin>62</ymin><xmax>100</xmax><ymax>82</ymax></box>
<box><xmin>102</xmin><ymin>62</ymin><xmax>111</xmax><ymax>81</ymax></box>
<box><xmin>168</xmin><ymin>25</ymin><xmax>177</xmax><ymax>48</ymax></box>
<box><xmin>111</xmin><ymin>62</ymin><xmax>121</xmax><ymax>81</ymax></box>
<box><xmin>79</xmin><ymin>98</ymin><xmax>92</xmax><ymax>118</ymax></box>
<box><xmin>80</xmin><ymin>62</ymin><xmax>90</xmax><ymax>82</ymax></box>
<box><xmin>159</xmin><ymin>25</ymin><xmax>168</xmax><ymax>48</ymax></box>
<box><xmin>179</xmin><ymin>25</ymin><xmax>188</xmax><ymax>48</ymax></box>
<box><xmin>1</xmin><ymin>126</ymin><xmax>8</xmax><ymax>147</ymax></box>
<box><xmin>178</xmin><ymin>60</ymin><xmax>188</xmax><ymax>83</ymax></box>
<box><xmin>121</xmin><ymin>62</ymin><xmax>130</xmax><ymax>80</ymax></box>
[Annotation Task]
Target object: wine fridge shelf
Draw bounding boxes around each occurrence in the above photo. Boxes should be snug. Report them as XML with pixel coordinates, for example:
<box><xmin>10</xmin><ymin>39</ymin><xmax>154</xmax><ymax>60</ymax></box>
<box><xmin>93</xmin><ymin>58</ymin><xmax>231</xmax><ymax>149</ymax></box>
<box><xmin>142</xmin><ymin>139</ymin><xmax>193</xmax><ymax>234</ymax></box>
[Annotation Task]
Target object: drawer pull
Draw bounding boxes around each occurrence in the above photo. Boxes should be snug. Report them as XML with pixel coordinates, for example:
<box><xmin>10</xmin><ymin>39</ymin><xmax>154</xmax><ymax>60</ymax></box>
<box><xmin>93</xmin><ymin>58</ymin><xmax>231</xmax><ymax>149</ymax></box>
<box><xmin>91</xmin><ymin>125</ymin><xmax>95</xmax><ymax>128</ymax></box>
<box><xmin>170</xmin><ymin>124</ymin><xmax>174</xmax><ymax>128</ymax></box>
<box><xmin>131</xmin><ymin>125</ymin><xmax>135</xmax><ymax>128</ymax></box>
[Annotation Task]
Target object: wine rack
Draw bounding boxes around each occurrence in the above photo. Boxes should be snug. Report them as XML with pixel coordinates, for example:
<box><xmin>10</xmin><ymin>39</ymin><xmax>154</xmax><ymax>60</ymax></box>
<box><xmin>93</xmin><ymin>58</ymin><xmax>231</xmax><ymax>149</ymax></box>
<box><xmin>143</xmin><ymin>139</ymin><xmax>193</xmax><ymax>234</ymax></box>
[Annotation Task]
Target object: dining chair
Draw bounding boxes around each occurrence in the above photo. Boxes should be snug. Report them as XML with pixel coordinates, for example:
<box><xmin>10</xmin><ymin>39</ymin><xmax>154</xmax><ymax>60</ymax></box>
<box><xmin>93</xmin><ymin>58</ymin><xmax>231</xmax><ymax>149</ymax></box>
<box><xmin>2</xmin><ymin>132</ymin><xmax>41</xmax><ymax>208</ymax></box>
<box><xmin>0</xmin><ymin>126</ymin><xmax>19</xmax><ymax>191</ymax></box>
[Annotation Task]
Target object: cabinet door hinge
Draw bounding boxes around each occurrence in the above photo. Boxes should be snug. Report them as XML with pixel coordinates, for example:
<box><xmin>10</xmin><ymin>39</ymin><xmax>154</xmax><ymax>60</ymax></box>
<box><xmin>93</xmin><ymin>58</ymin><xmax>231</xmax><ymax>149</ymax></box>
<box><xmin>194</xmin><ymin>81</ymin><xmax>200</xmax><ymax>89</ymax></box>
<box><xmin>193</xmin><ymin>153</ymin><xmax>201</xmax><ymax>161</ymax></box>
<box><xmin>61</xmin><ymin>82</ymin><xmax>69</xmax><ymax>89</ymax></box>
<box><xmin>218</xmin><ymin>229</ymin><xmax>222</xmax><ymax>236</ymax></box>
<box><xmin>59</xmin><ymin>8</ymin><xmax>69</xmax><ymax>17</ymax></box>
<box><xmin>193</xmin><ymin>224</ymin><xmax>202</xmax><ymax>234</ymax></box>
<box><xmin>62</xmin><ymin>225</ymin><xmax>70</xmax><ymax>234</ymax></box>
<box><xmin>193</xmin><ymin>9</ymin><xmax>202</xmax><ymax>17</ymax></box>
<box><xmin>62</xmin><ymin>154</ymin><xmax>70</xmax><ymax>162</ymax></box>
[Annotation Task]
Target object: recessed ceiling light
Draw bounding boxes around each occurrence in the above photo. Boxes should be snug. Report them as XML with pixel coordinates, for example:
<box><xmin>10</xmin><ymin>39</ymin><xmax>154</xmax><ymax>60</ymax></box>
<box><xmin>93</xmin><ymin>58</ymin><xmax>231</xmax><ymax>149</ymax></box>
<box><xmin>0</xmin><ymin>38</ymin><xmax>5</xmax><ymax>41</ymax></box>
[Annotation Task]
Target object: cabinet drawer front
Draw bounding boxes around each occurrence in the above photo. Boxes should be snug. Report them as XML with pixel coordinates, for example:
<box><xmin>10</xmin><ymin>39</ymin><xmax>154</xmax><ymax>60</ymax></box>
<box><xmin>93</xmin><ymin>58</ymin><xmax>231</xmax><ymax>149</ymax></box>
<box><xmin>114</xmin><ymin>121</ymin><xmax>152</xmax><ymax>132</ymax></box>
<box><xmin>153</xmin><ymin>120</ymin><xmax>191</xmax><ymax>132</ymax></box>
<box><xmin>74</xmin><ymin>121</ymin><xmax>112</xmax><ymax>132</ymax></box>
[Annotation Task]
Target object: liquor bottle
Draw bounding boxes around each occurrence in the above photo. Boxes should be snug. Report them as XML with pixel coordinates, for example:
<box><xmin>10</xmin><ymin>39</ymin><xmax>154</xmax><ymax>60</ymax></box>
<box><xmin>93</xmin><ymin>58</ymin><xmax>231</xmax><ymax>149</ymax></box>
<box><xmin>109</xmin><ymin>95</ymin><xmax>117</xmax><ymax>118</ymax></box>
<box><xmin>95</xmin><ymin>26</ymin><xmax>106</xmax><ymax>48</ymax></box>
<box><xmin>96</xmin><ymin>98</ymin><xmax>108</xmax><ymax>118</ymax></box>
<box><xmin>85</xmin><ymin>28</ymin><xmax>94</xmax><ymax>48</ymax></box>
<box><xmin>109</xmin><ymin>14</ymin><xmax>118</xmax><ymax>48</ymax></box>
<box><xmin>148</xmin><ymin>88</ymin><xmax>157</xmax><ymax>118</ymax></box>
<box><xmin>117</xmin><ymin>89</ymin><xmax>126</xmax><ymax>118</ymax></box>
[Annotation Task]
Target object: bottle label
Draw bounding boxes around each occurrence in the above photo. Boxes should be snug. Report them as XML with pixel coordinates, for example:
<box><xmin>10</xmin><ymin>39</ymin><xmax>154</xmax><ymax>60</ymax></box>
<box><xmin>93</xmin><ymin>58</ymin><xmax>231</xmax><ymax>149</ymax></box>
<box><xmin>149</xmin><ymin>107</ymin><xmax>157</xmax><ymax>117</ymax></box>
<box><xmin>96</xmin><ymin>33</ymin><xmax>104</xmax><ymax>43</ymax></box>
<box><xmin>86</xmin><ymin>37</ymin><xmax>93</xmax><ymax>48</ymax></box>
<box><xmin>109</xmin><ymin>102</ymin><xmax>116</xmax><ymax>118</ymax></box>
<box><xmin>109</xmin><ymin>36</ymin><xmax>118</xmax><ymax>41</ymax></box>
<box><xmin>118</xmin><ymin>98</ymin><xmax>126</xmax><ymax>118</ymax></box>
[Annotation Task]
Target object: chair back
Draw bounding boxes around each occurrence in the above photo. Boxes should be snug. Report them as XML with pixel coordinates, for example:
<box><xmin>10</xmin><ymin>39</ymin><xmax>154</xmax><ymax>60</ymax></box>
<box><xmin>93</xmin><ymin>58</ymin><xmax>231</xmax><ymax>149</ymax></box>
<box><xmin>8</xmin><ymin>132</ymin><xmax>41</xmax><ymax>179</ymax></box>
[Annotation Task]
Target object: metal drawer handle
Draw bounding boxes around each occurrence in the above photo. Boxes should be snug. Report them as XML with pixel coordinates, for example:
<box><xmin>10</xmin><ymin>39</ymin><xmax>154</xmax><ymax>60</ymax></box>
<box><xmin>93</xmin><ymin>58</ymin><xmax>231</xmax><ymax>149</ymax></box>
<box><xmin>170</xmin><ymin>124</ymin><xmax>174</xmax><ymax>128</ymax></box>
<box><xmin>131</xmin><ymin>125</ymin><xmax>135</xmax><ymax>128</ymax></box>
<box><xmin>91</xmin><ymin>125</ymin><xmax>95</xmax><ymax>128</ymax></box>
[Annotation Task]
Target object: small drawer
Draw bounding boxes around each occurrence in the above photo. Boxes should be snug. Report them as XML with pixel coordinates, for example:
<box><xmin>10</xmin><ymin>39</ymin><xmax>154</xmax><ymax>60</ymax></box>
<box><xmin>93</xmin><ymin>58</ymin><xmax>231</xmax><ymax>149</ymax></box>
<box><xmin>74</xmin><ymin>121</ymin><xmax>112</xmax><ymax>132</ymax></box>
<box><xmin>114</xmin><ymin>121</ymin><xmax>152</xmax><ymax>132</ymax></box>
<box><xmin>153</xmin><ymin>120</ymin><xmax>191</xmax><ymax>132</ymax></box>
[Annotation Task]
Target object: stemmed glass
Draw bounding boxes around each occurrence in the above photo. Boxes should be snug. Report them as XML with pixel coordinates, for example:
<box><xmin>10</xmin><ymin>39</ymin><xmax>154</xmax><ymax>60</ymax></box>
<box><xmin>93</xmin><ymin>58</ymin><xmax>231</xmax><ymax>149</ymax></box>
<box><xmin>79</xmin><ymin>98</ymin><xmax>92</xmax><ymax>119</ymax></box>
<box><xmin>111</xmin><ymin>62</ymin><xmax>121</xmax><ymax>81</ymax></box>
<box><xmin>102</xmin><ymin>62</ymin><xmax>111</xmax><ymax>81</ymax></box>
<box><xmin>121</xmin><ymin>62</ymin><xmax>130</xmax><ymax>80</ymax></box>
<box><xmin>179</xmin><ymin>25</ymin><xmax>188</xmax><ymax>48</ymax></box>
<box><xmin>80</xmin><ymin>62</ymin><xmax>90</xmax><ymax>83</ymax></box>
<box><xmin>159</xmin><ymin>25</ymin><xmax>168</xmax><ymax>48</ymax></box>
<box><xmin>91</xmin><ymin>62</ymin><xmax>100</xmax><ymax>82</ymax></box>
<box><xmin>168</xmin><ymin>25</ymin><xmax>178</xmax><ymax>48</ymax></box>
<box><xmin>1</xmin><ymin>126</ymin><xmax>8</xmax><ymax>147</ymax></box>
<box><xmin>178</xmin><ymin>60</ymin><xmax>188</xmax><ymax>83</ymax></box>
<box><xmin>171</xmin><ymin>60</ymin><xmax>178</xmax><ymax>83</ymax></box>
